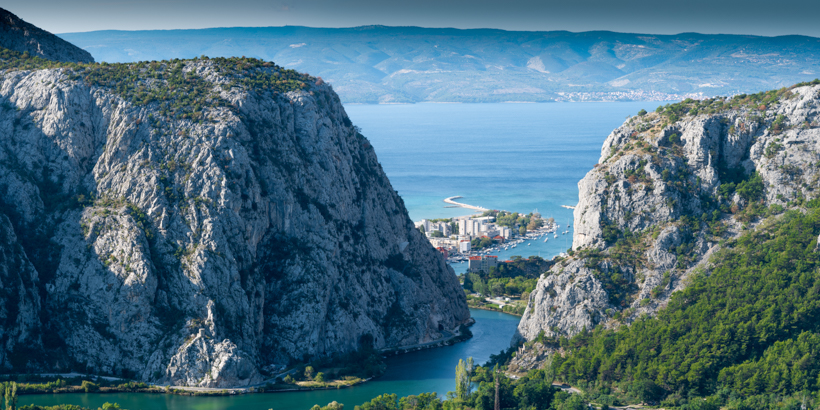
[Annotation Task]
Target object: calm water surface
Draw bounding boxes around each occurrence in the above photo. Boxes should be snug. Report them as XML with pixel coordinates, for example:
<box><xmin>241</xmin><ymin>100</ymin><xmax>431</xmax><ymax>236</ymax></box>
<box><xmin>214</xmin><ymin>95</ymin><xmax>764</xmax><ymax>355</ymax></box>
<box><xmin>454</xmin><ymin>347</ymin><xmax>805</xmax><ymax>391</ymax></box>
<box><xmin>23</xmin><ymin>102</ymin><xmax>676</xmax><ymax>409</ymax></box>
<box><xmin>22</xmin><ymin>310</ymin><xmax>517</xmax><ymax>410</ymax></box>
<box><xmin>345</xmin><ymin>102</ymin><xmax>674</xmax><ymax>272</ymax></box>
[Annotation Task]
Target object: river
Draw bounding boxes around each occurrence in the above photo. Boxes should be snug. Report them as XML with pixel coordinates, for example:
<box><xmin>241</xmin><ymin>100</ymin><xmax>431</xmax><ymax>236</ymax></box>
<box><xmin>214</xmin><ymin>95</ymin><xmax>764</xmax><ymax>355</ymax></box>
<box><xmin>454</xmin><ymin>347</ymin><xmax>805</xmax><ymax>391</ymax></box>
<box><xmin>21</xmin><ymin>309</ymin><xmax>518</xmax><ymax>410</ymax></box>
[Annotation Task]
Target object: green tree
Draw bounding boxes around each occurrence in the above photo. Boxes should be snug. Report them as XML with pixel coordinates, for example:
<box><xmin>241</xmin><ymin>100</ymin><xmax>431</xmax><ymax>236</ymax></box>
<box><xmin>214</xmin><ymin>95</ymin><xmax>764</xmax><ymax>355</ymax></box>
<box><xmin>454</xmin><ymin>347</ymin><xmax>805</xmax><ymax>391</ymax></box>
<box><xmin>284</xmin><ymin>374</ymin><xmax>295</xmax><ymax>384</ymax></box>
<box><xmin>355</xmin><ymin>393</ymin><xmax>398</xmax><ymax>410</ymax></box>
<box><xmin>462</xmin><ymin>274</ymin><xmax>473</xmax><ymax>291</ymax></box>
<box><xmin>399</xmin><ymin>393</ymin><xmax>442</xmax><ymax>410</ymax></box>
<box><xmin>455</xmin><ymin>357</ymin><xmax>474</xmax><ymax>401</ymax></box>
<box><xmin>81</xmin><ymin>380</ymin><xmax>99</xmax><ymax>393</ymax></box>
<box><xmin>305</xmin><ymin>366</ymin><xmax>315</xmax><ymax>380</ymax></box>
<box><xmin>100</xmin><ymin>403</ymin><xmax>122</xmax><ymax>410</ymax></box>
<box><xmin>4</xmin><ymin>382</ymin><xmax>17</xmax><ymax>410</ymax></box>
<box><xmin>736</xmin><ymin>172</ymin><xmax>764</xmax><ymax>202</ymax></box>
<box><xmin>315</xmin><ymin>372</ymin><xmax>325</xmax><ymax>383</ymax></box>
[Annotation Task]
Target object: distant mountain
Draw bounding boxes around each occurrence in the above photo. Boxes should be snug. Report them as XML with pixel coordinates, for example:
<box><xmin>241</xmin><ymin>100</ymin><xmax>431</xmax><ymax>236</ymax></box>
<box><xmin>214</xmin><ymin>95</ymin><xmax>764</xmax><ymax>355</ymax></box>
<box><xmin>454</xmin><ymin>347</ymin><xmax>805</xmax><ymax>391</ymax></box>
<box><xmin>59</xmin><ymin>26</ymin><xmax>820</xmax><ymax>103</ymax></box>
<box><xmin>0</xmin><ymin>8</ymin><xmax>93</xmax><ymax>63</ymax></box>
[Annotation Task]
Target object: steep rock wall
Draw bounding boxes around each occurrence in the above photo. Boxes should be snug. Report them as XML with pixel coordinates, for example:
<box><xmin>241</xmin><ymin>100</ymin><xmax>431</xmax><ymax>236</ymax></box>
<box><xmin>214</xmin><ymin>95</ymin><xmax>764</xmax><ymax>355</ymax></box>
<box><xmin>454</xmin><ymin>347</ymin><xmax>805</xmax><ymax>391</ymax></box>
<box><xmin>0</xmin><ymin>60</ymin><xmax>469</xmax><ymax>386</ymax></box>
<box><xmin>515</xmin><ymin>84</ymin><xmax>820</xmax><ymax>344</ymax></box>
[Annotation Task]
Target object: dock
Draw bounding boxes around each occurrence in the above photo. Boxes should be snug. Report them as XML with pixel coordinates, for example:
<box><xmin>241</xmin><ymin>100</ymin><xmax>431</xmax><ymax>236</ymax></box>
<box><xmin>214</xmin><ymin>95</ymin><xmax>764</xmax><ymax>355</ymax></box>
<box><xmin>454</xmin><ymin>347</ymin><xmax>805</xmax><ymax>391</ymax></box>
<box><xmin>444</xmin><ymin>196</ymin><xmax>489</xmax><ymax>212</ymax></box>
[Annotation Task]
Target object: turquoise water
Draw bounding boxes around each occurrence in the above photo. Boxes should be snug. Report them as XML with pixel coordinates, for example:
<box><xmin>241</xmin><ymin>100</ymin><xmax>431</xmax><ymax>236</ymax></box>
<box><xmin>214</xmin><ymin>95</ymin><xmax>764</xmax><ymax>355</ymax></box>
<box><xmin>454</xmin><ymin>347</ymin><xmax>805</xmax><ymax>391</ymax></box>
<box><xmin>21</xmin><ymin>102</ymin><xmax>675</xmax><ymax>410</ymax></box>
<box><xmin>345</xmin><ymin>101</ymin><xmax>674</xmax><ymax>272</ymax></box>
<box><xmin>21</xmin><ymin>309</ymin><xmax>518</xmax><ymax>410</ymax></box>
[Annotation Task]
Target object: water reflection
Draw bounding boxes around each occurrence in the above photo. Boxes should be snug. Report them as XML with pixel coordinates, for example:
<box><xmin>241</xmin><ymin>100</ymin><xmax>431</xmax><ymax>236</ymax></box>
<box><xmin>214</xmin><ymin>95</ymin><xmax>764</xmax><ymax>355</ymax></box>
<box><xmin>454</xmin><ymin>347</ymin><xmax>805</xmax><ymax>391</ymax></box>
<box><xmin>21</xmin><ymin>309</ymin><xmax>519</xmax><ymax>410</ymax></box>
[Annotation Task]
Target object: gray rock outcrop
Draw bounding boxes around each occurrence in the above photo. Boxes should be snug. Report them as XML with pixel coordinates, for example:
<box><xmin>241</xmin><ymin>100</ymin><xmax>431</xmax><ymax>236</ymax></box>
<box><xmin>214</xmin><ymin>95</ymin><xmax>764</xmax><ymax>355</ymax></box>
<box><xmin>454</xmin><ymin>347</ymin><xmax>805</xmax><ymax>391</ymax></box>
<box><xmin>515</xmin><ymin>84</ymin><xmax>820</xmax><ymax>346</ymax></box>
<box><xmin>0</xmin><ymin>15</ymin><xmax>469</xmax><ymax>386</ymax></box>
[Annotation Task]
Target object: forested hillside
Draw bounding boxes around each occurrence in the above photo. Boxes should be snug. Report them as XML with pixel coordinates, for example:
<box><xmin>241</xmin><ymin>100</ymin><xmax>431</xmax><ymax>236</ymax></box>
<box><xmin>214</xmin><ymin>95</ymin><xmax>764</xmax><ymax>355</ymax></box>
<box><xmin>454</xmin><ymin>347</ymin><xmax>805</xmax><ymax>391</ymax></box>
<box><xmin>549</xmin><ymin>205</ymin><xmax>820</xmax><ymax>406</ymax></box>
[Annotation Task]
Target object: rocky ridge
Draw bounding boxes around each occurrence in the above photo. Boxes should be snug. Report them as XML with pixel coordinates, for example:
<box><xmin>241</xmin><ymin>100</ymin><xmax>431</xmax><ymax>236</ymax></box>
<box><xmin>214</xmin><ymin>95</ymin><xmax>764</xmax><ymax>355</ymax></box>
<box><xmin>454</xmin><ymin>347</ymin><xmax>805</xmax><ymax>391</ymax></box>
<box><xmin>0</xmin><ymin>14</ymin><xmax>469</xmax><ymax>388</ymax></box>
<box><xmin>513</xmin><ymin>83</ymin><xmax>820</xmax><ymax>354</ymax></box>
<box><xmin>0</xmin><ymin>8</ymin><xmax>94</xmax><ymax>63</ymax></box>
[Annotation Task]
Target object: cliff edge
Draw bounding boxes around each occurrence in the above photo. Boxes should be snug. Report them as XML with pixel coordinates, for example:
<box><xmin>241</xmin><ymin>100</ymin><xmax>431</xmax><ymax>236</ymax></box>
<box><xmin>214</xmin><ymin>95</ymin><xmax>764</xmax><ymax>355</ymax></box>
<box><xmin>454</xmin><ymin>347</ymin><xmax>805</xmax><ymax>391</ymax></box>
<box><xmin>514</xmin><ymin>82</ymin><xmax>820</xmax><ymax>348</ymax></box>
<box><xmin>0</xmin><ymin>8</ymin><xmax>93</xmax><ymax>63</ymax></box>
<box><xmin>0</xmin><ymin>12</ymin><xmax>468</xmax><ymax>387</ymax></box>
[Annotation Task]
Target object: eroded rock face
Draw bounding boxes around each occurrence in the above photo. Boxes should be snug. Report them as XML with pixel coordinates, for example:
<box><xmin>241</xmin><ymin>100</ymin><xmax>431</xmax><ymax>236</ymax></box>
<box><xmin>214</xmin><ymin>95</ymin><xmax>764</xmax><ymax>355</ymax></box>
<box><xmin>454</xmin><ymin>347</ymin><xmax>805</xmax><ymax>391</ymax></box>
<box><xmin>0</xmin><ymin>8</ymin><xmax>94</xmax><ymax>63</ymax></box>
<box><xmin>515</xmin><ymin>84</ymin><xmax>820</xmax><ymax>345</ymax></box>
<box><xmin>0</xmin><ymin>61</ymin><xmax>469</xmax><ymax>386</ymax></box>
<box><xmin>0</xmin><ymin>214</ymin><xmax>42</xmax><ymax>370</ymax></box>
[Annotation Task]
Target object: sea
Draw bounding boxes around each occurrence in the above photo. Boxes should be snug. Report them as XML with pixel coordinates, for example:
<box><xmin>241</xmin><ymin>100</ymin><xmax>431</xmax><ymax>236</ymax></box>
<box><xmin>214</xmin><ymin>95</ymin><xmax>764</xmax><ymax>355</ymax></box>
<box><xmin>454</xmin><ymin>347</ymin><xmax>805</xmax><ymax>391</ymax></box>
<box><xmin>344</xmin><ymin>102</ymin><xmax>674</xmax><ymax>274</ymax></box>
<box><xmin>21</xmin><ymin>101</ymin><xmax>676</xmax><ymax>410</ymax></box>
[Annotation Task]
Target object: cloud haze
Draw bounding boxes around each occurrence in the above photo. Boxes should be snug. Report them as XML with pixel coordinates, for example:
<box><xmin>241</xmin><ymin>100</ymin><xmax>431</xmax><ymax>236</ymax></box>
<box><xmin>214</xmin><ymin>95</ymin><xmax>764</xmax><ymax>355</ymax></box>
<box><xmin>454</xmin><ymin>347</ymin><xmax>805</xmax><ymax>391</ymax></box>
<box><xmin>6</xmin><ymin>0</ymin><xmax>820</xmax><ymax>37</ymax></box>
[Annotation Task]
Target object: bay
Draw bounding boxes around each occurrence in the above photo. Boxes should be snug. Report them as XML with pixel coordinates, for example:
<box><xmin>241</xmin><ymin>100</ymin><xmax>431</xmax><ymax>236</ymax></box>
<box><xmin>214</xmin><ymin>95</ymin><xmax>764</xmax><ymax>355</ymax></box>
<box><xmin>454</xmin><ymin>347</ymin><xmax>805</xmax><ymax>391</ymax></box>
<box><xmin>344</xmin><ymin>101</ymin><xmax>673</xmax><ymax>272</ymax></box>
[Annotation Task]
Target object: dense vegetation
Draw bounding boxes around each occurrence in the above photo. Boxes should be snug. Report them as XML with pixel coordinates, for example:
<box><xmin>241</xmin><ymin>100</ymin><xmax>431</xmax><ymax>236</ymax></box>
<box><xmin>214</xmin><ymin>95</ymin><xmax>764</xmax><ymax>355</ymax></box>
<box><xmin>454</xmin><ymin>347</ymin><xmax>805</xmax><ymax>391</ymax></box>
<box><xmin>543</xmin><ymin>203</ymin><xmax>820</xmax><ymax>408</ymax></box>
<box><xmin>348</xmin><ymin>365</ymin><xmax>577</xmax><ymax>410</ymax></box>
<box><xmin>463</xmin><ymin>256</ymin><xmax>551</xmax><ymax>315</ymax></box>
<box><xmin>346</xmin><ymin>200</ymin><xmax>820</xmax><ymax>409</ymax></box>
<box><xmin>482</xmin><ymin>211</ymin><xmax>545</xmax><ymax>234</ymax></box>
<box><xmin>464</xmin><ymin>256</ymin><xmax>550</xmax><ymax>297</ymax></box>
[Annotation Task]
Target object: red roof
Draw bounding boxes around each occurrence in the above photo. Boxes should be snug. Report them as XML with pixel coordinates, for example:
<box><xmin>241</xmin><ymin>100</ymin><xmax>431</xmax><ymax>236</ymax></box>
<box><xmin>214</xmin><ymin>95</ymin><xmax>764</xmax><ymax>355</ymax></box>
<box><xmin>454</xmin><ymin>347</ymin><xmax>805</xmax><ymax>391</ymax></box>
<box><xmin>503</xmin><ymin>260</ymin><xmax>514</xmax><ymax>263</ymax></box>
<box><xmin>493</xmin><ymin>235</ymin><xmax>504</xmax><ymax>240</ymax></box>
<box><xmin>468</xmin><ymin>256</ymin><xmax>482</xmax><ymax>261</ymax></box>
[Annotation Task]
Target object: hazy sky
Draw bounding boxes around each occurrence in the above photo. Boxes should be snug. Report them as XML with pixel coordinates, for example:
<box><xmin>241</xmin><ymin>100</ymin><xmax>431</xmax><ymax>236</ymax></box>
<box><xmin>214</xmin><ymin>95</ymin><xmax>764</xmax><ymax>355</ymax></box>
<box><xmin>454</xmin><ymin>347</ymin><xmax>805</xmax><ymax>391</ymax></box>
<box><xmin>7</xmin><ymin>0</ymin><xmax>820</xmax><ymax>37</ymax></box>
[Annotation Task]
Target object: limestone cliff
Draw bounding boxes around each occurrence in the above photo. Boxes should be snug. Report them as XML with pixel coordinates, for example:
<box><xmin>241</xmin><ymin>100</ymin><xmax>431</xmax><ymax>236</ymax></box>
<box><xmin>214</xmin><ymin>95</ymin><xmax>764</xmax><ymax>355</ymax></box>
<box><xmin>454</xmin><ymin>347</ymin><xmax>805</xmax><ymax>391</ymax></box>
<box><xmin>0</xmin><ymin>13</ymin><xmax>469</xmax><ymax>387</ymax></box>
<box><xmin>515</xmin><ymin>83</ymin><xmax>820</xmax><ymax>349</ymax></box>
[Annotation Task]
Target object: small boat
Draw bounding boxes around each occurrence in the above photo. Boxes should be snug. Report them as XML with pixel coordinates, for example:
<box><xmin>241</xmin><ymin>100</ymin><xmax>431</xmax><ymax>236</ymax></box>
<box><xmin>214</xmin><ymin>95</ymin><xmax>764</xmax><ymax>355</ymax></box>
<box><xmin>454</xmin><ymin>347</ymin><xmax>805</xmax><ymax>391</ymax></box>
<box><xmin>554</xmin><ymin>234</ymin><xmax>558</xmax><ymax>238</ymax></box>
<box><xmin>544</xmin><ymin>237</ymin><xmax>548</xmax><ymax>242</ymax></box>
<box><xmin>527</xmin><ymin>243</ymin><xmax>531</xmax><ymax>246</ymax></box>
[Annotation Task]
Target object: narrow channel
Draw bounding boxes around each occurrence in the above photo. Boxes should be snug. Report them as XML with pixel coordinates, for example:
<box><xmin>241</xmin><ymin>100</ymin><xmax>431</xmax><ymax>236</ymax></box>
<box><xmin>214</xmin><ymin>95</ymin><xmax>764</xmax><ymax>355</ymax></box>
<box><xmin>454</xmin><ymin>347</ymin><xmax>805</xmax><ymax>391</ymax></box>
<box><xmin>21</xmin><ymin>309</ymin><xmax>519</xmax><ymax>410</ymax></box>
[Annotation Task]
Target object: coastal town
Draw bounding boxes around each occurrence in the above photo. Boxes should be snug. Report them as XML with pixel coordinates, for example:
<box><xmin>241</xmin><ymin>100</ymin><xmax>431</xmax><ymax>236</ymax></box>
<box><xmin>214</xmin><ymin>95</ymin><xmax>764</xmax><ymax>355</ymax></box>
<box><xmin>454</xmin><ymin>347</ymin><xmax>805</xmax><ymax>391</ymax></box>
<box><xmin>414</xmin><ymin>198</ymin><xmax>572</xmax><ymax>273</ymax></box>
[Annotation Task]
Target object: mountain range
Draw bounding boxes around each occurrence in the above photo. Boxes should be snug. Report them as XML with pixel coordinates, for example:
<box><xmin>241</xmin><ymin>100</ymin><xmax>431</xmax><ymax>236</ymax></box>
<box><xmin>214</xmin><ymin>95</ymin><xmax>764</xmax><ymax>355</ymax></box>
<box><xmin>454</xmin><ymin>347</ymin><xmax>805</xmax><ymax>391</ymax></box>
<box><xmin>60</xmin><ymin>26</ymin><xmax>820</xmax><ymax>103</ymax></box>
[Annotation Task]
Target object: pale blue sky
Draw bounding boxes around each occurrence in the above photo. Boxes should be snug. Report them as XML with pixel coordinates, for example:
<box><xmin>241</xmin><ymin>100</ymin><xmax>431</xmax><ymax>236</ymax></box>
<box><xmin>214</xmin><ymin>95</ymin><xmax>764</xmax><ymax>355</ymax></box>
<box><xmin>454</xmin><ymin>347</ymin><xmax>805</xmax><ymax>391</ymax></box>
<box><xmin>6</xmin><ymin>0</ymin><xmax>820</xmax><ymax>37</ymax></box>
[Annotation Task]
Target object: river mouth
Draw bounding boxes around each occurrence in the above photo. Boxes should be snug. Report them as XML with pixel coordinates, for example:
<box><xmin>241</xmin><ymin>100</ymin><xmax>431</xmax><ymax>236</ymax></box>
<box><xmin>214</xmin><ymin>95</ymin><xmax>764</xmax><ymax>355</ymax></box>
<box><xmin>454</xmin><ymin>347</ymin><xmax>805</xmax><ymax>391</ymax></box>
<box><xmin>20</xmin><ymin>309</ymin><xmax>519</xmax><ymax>410</ymax></box>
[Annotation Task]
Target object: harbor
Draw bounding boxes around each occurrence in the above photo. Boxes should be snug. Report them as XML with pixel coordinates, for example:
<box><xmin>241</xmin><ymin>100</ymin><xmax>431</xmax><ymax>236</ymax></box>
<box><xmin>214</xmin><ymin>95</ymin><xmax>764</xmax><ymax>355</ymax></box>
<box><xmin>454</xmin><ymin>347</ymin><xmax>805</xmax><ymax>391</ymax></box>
<box><xmin>415</xmin><ymin>197</ymin><xmax>576</xmax><ymax>275</ymax></box>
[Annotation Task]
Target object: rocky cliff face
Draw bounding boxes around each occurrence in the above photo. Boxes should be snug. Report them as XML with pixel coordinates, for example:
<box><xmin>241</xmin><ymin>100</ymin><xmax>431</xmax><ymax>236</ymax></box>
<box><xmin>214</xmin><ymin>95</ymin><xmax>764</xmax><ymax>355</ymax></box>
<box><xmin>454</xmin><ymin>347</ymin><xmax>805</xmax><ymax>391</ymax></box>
<box><xmin>515</xmin><ymin>83</ymin><xmax>820</xmax><ymax>346</ymax></box>
<box><xmin>0</xmin><ymin>16</ymin><xmax>469</xmax><ymax>387</ymax></box>
<box><xmin>0</xmin><ymin>8</ymin><xmax>94</xmax><ymax>63</ymax></box>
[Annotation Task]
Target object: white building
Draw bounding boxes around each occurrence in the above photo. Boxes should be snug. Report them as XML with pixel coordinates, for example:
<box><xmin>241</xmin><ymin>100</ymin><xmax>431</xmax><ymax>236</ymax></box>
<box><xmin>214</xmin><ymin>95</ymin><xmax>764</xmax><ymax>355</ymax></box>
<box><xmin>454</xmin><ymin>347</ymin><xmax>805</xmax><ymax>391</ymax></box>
<box><xmin>458</xmin><ymin>219</ymin><xmax>468</xmax><ymax>236</ymax></box>
<box><xmin>459</xmin><ymin>240</ymin><xmax>472</xmax><ymax>253</ymax></box>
